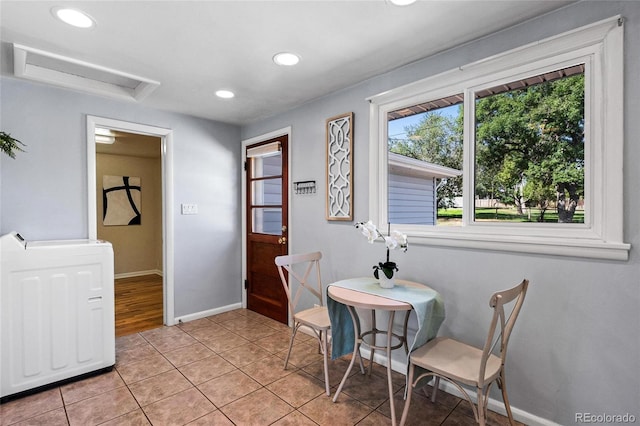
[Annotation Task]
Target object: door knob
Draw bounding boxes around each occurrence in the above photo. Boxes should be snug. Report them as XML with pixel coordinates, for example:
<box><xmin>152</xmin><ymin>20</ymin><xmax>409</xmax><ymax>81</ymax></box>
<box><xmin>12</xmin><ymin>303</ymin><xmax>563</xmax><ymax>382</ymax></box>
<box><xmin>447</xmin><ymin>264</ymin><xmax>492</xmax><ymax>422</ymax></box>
<box><xmin>278</xmin><ymin>237</ymin><xmax>287</xmax><ymax>244</ymax></box>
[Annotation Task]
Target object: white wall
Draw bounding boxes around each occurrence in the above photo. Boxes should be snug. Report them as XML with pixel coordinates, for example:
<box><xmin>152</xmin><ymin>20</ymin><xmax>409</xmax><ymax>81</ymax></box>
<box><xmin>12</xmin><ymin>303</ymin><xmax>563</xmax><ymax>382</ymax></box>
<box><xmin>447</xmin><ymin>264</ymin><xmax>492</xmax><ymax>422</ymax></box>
<box><xmin>0</xmin><ymin>78</ymin><xmax>242</xmax><ymax>318</ymax></box>
<box><xmin>241</xmin><ymin>2</ymin><xmax>640</xmax><ymax>424</ymax></box>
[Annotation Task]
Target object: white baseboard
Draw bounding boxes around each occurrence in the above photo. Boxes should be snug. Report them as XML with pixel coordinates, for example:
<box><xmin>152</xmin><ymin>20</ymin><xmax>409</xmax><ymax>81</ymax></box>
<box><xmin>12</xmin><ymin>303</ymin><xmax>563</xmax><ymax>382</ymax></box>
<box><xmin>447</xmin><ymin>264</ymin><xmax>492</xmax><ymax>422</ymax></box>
<box><xmin>359</xmin><ymin>348</ymin><xmax>559</xmax><ymax>426</ymax></box>
<box><xmin>115</xmin><ymin>269</ymin><xmax>163</xmax><ymax>279</ymax></box>
<box><xmin>174</xmin><ymin>303</ymin><xmax>243</xmax><ymax>324</ymax></box>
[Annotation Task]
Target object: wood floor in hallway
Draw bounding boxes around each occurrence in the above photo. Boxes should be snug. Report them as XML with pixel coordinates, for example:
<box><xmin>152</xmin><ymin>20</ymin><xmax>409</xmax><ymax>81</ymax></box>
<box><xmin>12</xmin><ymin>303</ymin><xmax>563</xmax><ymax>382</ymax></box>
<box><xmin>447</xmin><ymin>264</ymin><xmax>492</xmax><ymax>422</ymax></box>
<box><xmin>115</xmin><ymin>274</ymin><xmax>163</xmax><ymax>337</ymax></box>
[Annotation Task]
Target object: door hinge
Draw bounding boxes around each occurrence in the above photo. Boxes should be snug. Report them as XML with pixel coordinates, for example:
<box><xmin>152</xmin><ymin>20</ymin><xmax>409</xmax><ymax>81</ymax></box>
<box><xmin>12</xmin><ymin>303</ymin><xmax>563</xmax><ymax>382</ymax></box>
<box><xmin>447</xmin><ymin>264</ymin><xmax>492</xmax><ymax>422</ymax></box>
<box><xmin>244</xmin><ymin>161</ymin><xmax>247</xmax><ymax>171</ymax></box>
<box><xmin>244</xmin><ymin>279</ymin><xmax>248</xmax><ymax>289</ymax></box>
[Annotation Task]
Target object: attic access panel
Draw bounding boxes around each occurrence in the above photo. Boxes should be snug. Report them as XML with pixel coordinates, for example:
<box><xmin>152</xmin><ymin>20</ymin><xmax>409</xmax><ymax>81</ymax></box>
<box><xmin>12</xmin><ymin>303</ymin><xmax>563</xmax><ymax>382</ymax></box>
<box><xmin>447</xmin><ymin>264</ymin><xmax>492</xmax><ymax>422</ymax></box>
<box><xmin>13</xmin><ymin>43</ymin><xmax>160</xmax><ymax>101</ymax></box>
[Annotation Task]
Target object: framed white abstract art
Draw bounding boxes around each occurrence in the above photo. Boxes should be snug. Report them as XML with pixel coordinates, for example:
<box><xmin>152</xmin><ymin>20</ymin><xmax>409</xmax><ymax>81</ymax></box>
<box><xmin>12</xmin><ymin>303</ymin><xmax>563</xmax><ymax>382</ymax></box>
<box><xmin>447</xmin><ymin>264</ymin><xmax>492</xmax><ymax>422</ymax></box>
<box><xmin>103</xmin><ymin>175</ymin><xmax>141</xmax><ymax>226</ymax></box>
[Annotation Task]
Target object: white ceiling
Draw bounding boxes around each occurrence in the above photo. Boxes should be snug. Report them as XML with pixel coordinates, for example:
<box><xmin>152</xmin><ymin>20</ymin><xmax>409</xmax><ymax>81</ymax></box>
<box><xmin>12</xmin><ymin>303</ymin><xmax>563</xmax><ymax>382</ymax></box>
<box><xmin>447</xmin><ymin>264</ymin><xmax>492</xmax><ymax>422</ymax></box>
<box><xmin>0</xmin><ymin>1</ymin><xmax>573</xmax><ymax>126</ymax></box>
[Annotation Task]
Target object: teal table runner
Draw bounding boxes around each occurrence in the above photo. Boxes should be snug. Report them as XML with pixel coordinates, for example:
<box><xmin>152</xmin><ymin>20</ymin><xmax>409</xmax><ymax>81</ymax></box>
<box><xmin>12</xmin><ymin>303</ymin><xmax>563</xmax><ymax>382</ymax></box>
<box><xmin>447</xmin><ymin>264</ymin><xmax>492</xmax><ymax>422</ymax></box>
<box><xmin>327</xmin><ymin>277</ymin><xmax>445</xmax><ymax>360</ymax></box>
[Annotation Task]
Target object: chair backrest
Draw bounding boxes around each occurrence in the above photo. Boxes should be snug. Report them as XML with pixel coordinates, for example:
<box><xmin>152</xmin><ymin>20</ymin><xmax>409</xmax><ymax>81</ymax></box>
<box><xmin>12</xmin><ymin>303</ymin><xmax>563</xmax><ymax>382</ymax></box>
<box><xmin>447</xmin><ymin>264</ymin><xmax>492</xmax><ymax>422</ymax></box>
<box><xmin>479</xmin><ymin>279</ymin><xmax>529</xmax><ymax>386</ymax></box>
<box><xmin>275</xmin><ymin>251</ymin><xmax>324</xmax><ymax>314</ymax></box>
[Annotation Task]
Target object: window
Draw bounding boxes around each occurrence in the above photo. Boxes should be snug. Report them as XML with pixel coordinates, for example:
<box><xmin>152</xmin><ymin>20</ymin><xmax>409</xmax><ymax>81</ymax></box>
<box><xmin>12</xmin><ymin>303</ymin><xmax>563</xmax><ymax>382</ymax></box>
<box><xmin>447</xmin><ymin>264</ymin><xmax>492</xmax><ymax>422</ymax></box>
<box><xmin>368</xmin><ymin>16</ymin><xmax>629</xmax><ymax>260</ymax></box>
<box><xmin>473</xmin><ymin>67</ymin><xmax>585</xmax><ymax>225</ymax></box>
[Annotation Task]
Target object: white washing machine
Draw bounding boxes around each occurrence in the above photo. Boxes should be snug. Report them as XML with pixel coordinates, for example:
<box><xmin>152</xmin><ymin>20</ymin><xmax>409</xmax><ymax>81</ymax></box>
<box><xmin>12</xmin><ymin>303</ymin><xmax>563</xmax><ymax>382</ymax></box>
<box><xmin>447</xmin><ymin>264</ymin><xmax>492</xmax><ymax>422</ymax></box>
<box><xmin>1</xmin><ymin>232</ymin><xmax>115</xmax><ymax>400</ymax></box>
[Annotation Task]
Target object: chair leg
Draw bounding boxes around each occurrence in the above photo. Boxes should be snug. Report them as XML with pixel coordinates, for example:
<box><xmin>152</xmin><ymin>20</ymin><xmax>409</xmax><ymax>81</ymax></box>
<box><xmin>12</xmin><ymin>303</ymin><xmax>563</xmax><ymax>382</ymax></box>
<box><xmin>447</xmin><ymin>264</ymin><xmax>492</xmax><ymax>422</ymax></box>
<box><xmin>284</xmin><ymin>323</ymin><xmax>299</xmax><ymax>369</ymax></box>
<box><xmin>431</xmin><ymin>376</ymin><xmax>440</xmax><ymax>403</ymax></box>
<box><xmin>476</xmin><ymin>388</ymin><xmax>486</xmax><ymax>426</ymax></box>
<box><xmin>498</xmin><ymin>373</ymin><xmax>516</xmax><ymax>425</ymax></box>
<box><xmin>322</xmin><ymin>330</ymin><xmax>330</xmax><ymax>396</ymax></box>
<box><xmin>399</xmin><ymin>362</ymin><xmax>415</xmax><ymax>426</ymax></box>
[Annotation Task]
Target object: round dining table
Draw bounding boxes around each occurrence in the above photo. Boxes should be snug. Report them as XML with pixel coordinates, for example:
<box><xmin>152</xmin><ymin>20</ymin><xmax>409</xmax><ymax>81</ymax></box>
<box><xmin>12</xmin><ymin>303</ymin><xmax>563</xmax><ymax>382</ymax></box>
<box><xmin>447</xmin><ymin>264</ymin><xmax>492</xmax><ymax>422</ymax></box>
<box><xmin>328</xmin><ymin>279</ymin><xmax>432</xmax><ymax>426</ymax></box>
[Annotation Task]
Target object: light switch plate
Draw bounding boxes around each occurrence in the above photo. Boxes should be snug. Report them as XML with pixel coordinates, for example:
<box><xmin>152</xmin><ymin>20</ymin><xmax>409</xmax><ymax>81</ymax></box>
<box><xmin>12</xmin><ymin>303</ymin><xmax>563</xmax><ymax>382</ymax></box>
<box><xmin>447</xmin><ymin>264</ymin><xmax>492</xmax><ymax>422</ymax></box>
<box><xmin>181</xmin><ymin>203</ymin><xmax>198</xmax><ymax>215</ymax></box>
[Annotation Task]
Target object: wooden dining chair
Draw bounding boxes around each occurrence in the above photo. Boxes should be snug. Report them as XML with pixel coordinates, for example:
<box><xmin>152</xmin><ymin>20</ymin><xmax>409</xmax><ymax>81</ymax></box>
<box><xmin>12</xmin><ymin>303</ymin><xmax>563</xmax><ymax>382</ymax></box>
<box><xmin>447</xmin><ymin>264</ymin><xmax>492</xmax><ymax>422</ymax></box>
<box><xmin>400</xmin><ymin>279</ymin><xmax>529</xmax><ymax>426</ymax></box>
<box><xmin>275</xmin><ymin>251</ymin><xmax>331</xmax><ymax>396</ymax></box>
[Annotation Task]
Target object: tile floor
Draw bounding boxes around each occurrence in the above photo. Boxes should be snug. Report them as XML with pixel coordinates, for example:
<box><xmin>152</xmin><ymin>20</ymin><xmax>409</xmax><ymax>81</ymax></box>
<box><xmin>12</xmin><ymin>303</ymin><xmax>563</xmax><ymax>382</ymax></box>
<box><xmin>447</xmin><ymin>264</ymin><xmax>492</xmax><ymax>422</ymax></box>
<box><xmin>1</xmin><ymin>309</ymin><xmax>521</xmax><ymax>425</ymax></box>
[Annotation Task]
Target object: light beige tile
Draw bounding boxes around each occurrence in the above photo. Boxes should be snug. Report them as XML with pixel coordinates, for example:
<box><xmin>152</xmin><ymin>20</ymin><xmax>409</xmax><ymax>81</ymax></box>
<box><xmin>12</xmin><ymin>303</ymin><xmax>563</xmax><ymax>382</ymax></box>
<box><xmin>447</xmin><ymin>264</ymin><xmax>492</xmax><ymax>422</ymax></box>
<box><xmin>0</xmin><ymin>388</ymin><xmax>63</xmax><ymax>425</ymax></box>
<box><xmin>163</xmin><ymin>342</ymin><xmax>215</xmax><ymax>367</ymax></box>
<box><xmin>275</xmin><ymin>341</ymin><xmax>324</xmax><ymax>369</ymax></box>
<box><xmin>220</xmin><ymin>388</ymin><xmax>294</xmax><ymax>426</ymax></box>
<box><xmin>266</xmin><ymin>370</ymin><xmax>326</xmax><ymax>408</ymax></box>
<box><xmin>139</xmin><ymin>325</ymin><xmax>184</xmax><ymax>340</ymax></box>
<box><xmin>340</xmin><ymin>367</ymin><xmax>398</xmax><ymax>408</ymax></box>
<box><xmin>299</xmin><ymin>391</ymin><xmax>372</xmax><ymax>425</ymax></box>
<box><xmin>217</xmin><ymin>315</ymin><xmax>263</xmax><ymax>332</ymax></box>
<box><xmin>115</xmin><ymin>333</ymin><xmax>148</xmax><ymax>352</ymax></box>
<box><xmin>145</xmin><ymin>330</ymin><xmax>197</xmax><ymax>353</ymax></box>
<box><xmin>115</xmin><ymin>352</ymin><xmax>174</xmax><ymax>384</ymax></box>
<box><xmin>358</xmin><ymin>409</ymin><xmax>396</xmax><ymax>426</ymax></box>
<box><xmin>176</xmin><ymin>318</ymin><xmax>217</xmax><ymax>333</ymax></box>
<box><xmin>178</xmin><ymin>353</ymin><xmax>236</xmax><ymax>385</ymax></box>
<box><xmin>186</xmin><ymin>410</ymin><xmax>234</xmax><ymax>425</ymax></box>
<box><xmin>197</xmin><ymin>370</ymin><xmax>261</xmax><ymax>408</ymax></box>
<box><xmin>184</xmin><ymin>323</ymin><xmax>230</xmax><ymax>341</ymax></box>
<box><xmin>261</xmin><ymin>318</ymin><xmax>292</xmax><ymax>332</ymax></box>
<box><xmin>100</xmin><ymin>409</ymin><xmax>151</xmax><ymax>426</ymax></box>
<box><xmin>0</xmin><ymin>309</ymin><xmax>500</xmax><ymax>426</ymax></box>
<box><xmin>377</xmin><ymin>388</ymin><xmax>451</xmax><ymax>426</ymax></box>
<box><xmin>11</xmin><ymin>407</ymin><xmax>68</xmax><ymax>426</ymax></box>
<box><xmin>115</xmin><ymin>342</ymin><xmax>160</xmax><ymax>366</ymax></box>
<box><xmin>199</xmin><ymin>332</ymin><xmax>250</xmax><ymax>353</ymax></box>
<box><xmin>218</xmin><ymin>343</ymin><xmax>271</xmax><ymax>368</ymax></box>
<box><xmin>240</xmin><ymin>354</ymin><xmax>296</xmax><ymax>386</ymax></box>
<box><xmin>142</xmin><ymin>387</ymin><xmax>215</xmax><ymax>425</ymax></box>
<box><xmin>207</xmin><ymin>310</ymin><xmax>245</xmax><ymax>323</ymax></box>
<box><xmin>253</xmin><ymin>331</ymin><xmax>294</xmax><ymax>353</ymax></box>
<box><xmin>301</xmin><ymin>357</ymin><xmax>356</xmax><ymax>389</ymax></box>
<box><xmin>60</xmin><ymin>370</ymin><xmax>125</xmax><ymax>405</ymax></box>
<box><xmin>65</xmin><ymin>387</ymin><xmax>138</xmax><ymax>426</ymax></box>
<box><xmin>271</xmin><ymin>410</ymin><xmax>318</xmax><ymax>426</ymax></box>
<box><xmin>368</xmin><ymin>360</ymin><xmax>410</xmax><ymax>389</ymax></box>
<box><xmin>128</xmin><ymin>369</ymin><xmax>193</xmax><ymax>406</ymax></box>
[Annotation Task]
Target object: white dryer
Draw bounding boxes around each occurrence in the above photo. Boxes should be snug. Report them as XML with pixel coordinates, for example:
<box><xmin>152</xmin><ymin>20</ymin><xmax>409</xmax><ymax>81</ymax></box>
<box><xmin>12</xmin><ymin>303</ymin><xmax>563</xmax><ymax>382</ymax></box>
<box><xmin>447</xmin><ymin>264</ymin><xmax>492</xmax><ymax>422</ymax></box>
<box><xmin>1</xmin><ymin>232</ymin><xmax>115</xmax><ymax>400</ymax></box>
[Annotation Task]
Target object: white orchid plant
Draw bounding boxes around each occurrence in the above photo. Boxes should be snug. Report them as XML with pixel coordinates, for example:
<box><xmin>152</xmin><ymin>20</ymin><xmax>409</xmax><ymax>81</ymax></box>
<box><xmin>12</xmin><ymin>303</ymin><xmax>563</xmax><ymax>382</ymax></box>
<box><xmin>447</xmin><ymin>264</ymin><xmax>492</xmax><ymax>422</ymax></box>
<box><xmin>355</xmin><ymin>220</ymin><xmax>408</xmax><ymax>280</ymax></box>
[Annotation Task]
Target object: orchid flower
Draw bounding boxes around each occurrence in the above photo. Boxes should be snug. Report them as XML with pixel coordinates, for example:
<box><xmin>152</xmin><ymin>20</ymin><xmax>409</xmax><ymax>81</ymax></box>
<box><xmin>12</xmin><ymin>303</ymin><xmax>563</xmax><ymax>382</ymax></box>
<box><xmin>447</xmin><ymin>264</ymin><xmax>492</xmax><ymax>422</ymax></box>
<box><xmin>384</xmin><ymin>236</ymin><xmax>398</xmax><ymax>250</ymax></box>
<box><xmin>358</xmin><ymin>220</ymin><xmax>380</xmax><ymax>244</ymax></box>
<box><xmin>355</xmin><ymin>221</ymin><xmax>409</xmax><ymax>280</ymax></box>
<box><xmin>390</xmin><ymin>230</ymin><xmax>408</xmax><ymax>252</ymax></box>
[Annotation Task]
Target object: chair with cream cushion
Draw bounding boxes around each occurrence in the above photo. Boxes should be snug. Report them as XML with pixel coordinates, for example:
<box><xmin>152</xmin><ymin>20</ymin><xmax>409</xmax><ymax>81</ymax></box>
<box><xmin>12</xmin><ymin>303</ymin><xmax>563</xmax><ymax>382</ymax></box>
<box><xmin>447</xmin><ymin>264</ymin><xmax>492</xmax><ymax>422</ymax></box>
<box><xmin>400</xmin><ymin>279</ymin><xmax>529</xmax><ymax>426</ymax></box>
<box><xmin>275</xmin><ymin>251</ymin><xmax>331</xmax><ymax>396</ymax></box>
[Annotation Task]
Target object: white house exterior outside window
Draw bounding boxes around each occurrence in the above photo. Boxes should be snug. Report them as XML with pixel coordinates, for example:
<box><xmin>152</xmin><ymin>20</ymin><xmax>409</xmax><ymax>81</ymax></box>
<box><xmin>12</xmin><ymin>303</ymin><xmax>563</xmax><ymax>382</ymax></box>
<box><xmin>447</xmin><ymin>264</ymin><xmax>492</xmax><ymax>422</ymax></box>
<box><xmin>367</xmin><ymin>16</ymin><xmax>629</xmax><ymax>260</ymax></box>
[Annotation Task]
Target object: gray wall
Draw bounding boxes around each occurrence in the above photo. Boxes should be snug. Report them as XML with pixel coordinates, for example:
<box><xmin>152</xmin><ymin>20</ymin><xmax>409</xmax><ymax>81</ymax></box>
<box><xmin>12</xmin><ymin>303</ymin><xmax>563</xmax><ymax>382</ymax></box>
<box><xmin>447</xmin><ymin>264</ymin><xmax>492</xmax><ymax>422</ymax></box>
<box><xmin>241</xmin><ymin>2</ymin><xmax>640</xmax><ymax>424</ymax></box>
<box><xmin>0</xmin><ymin>78</ymin><xmax>242</xmax><ymax>317</ymax></box>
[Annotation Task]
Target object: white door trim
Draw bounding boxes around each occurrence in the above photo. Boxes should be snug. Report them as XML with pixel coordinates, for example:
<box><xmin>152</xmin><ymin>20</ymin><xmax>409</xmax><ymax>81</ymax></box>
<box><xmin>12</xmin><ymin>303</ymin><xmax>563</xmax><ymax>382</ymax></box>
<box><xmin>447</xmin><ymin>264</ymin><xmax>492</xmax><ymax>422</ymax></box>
<box><xmin>241</xmin><ymin>126</ymin><xmax>292</xmax><ymax>309</ymax></box>
<box><xmin>86</xmin><ymin>115</ymin><xmax>175</xmax><ymax>326</ymax></box>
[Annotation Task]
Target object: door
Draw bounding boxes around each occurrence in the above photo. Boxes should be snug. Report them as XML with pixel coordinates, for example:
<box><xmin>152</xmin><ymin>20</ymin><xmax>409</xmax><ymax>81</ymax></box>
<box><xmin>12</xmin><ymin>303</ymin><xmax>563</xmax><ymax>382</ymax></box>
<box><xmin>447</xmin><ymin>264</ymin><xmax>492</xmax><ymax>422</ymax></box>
<box><xmin>245</xmin><ymin>135</ymin><xmax>288</xmax><ymax>324</ymax></box>
<box><xmin>87</xmin><ymin>115</ymin><xmax>174</xmax><ymax>327</ymax></box>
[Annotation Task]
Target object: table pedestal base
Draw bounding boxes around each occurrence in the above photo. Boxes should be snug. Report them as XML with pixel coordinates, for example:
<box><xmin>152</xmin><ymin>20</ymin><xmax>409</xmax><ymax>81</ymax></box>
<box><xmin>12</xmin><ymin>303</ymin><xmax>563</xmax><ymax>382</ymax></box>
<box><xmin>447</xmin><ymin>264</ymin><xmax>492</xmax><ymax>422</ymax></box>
<box><xmin>332</xmin><ymin>307</ymin><xmax>411</xmax><ymax>426</ymax></box>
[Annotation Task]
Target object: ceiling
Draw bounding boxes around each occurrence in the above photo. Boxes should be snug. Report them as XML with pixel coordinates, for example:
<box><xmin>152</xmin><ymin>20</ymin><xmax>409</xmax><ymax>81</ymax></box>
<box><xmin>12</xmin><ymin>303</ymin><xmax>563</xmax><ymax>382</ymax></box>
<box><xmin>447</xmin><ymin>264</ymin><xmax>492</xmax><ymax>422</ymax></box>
<box><xmin>0</xmin><ymin>1</ymin><xmax>574</xmax><ymax>126</ymax></box>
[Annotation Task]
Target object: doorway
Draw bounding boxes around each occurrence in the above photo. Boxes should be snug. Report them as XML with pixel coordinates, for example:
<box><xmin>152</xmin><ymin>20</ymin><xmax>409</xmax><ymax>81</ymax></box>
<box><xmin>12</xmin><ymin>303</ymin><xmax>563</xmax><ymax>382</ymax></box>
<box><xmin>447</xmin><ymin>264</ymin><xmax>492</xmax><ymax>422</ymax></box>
<box><xmin>86</xmin><ymin>116</ymin><xmax>175</xmax><ymax>327</ymax></box>
<box><xmin>243</xmin><ymin>129</ymin><xmax>290</xmax><ymax>324</ymax></box>
<box><xmin>95</xmin><ymin>130</ymin><xmax>163</xmax><ymax>336</ymax></box>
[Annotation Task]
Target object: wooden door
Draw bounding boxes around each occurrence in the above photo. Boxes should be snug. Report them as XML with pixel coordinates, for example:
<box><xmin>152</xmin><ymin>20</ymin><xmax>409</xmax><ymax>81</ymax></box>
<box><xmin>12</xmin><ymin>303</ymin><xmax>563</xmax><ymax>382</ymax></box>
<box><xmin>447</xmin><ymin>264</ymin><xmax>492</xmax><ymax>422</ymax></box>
<box><xmin>246</xmin><ymin>136</ymin><xmax>288</xmax><ymax>324</ymax></box>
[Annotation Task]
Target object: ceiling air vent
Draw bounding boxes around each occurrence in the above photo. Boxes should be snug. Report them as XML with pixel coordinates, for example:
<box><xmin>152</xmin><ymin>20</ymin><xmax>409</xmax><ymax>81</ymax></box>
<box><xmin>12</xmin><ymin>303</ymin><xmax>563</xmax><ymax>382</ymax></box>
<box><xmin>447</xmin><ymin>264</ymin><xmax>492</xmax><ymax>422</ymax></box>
<box><xmin>12</xmin><ymin>43</ymin><xmax>160</xmax><ymax>101</ymax></box>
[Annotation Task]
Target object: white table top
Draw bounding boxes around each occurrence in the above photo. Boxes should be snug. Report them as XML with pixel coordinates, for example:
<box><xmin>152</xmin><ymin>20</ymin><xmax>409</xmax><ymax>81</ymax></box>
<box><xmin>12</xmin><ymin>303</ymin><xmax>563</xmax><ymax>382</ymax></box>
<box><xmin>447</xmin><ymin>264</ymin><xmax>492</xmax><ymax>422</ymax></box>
<box><xmin>327</xmin><ymin>279</ymin><xmax>428</xmax><ymax>311</ymax></box>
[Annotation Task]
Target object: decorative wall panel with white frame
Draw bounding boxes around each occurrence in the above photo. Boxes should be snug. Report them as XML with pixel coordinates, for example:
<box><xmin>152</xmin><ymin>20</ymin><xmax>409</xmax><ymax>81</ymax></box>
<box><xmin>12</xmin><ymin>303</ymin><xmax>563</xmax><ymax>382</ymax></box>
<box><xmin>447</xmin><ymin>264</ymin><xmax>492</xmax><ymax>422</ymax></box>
<box><xmin>326</xmin><ymin>112</ymin><xmax>353</xmax><ymax>221</ymax></box>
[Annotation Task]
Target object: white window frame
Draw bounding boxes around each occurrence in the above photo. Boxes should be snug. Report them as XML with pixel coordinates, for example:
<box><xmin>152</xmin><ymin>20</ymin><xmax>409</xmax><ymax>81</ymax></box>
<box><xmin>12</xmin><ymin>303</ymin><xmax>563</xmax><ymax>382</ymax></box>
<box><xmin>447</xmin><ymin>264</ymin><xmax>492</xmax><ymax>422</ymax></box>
<box><xmin>368</xmin><ymin>16</ymin><xmax>629</xmax><ymax>260</ymax></box>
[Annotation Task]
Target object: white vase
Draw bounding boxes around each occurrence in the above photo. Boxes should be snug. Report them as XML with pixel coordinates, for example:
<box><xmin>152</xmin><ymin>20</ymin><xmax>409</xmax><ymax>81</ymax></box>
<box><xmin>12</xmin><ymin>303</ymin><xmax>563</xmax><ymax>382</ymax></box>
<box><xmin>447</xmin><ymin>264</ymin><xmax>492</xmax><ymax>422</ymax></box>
<box><xmin>379</xmin><ymin>274</ymin><xmax>395</xmax><ymax>289</ymax></box>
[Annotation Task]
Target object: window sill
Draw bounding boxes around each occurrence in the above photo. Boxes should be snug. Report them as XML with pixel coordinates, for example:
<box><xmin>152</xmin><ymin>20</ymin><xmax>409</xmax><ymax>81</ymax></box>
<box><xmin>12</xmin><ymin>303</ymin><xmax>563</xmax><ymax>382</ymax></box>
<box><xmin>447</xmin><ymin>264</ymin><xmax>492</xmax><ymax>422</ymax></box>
<box><xmin>407</xmin><ymin>231</ymin><xmax>630</xmax><ymax>261</ymax></box>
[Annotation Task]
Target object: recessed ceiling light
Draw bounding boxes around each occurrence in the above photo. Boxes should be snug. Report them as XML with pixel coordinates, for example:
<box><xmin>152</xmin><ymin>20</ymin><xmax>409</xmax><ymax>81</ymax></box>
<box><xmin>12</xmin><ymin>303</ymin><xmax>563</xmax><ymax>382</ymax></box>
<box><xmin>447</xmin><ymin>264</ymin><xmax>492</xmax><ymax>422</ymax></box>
<box><xmin>389</xmin><ymin>0</ymin><xmax>417</xmax><ymax>5</ymax></box>
<box><xmin>273</xmin><ymin>52</ymin><xmax>300</xmax><ymax>66</ymax></box>
<box><xmin>52</xmin><ymin>7</ymin><xmax>95</xmax><ymax>28</ymax></box>
<box><xmin>216</xmin><ymin>90</ymin><xmax>235</xmax><ymax>99</ymax></box>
